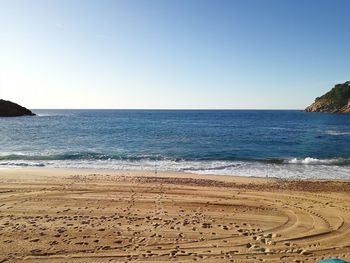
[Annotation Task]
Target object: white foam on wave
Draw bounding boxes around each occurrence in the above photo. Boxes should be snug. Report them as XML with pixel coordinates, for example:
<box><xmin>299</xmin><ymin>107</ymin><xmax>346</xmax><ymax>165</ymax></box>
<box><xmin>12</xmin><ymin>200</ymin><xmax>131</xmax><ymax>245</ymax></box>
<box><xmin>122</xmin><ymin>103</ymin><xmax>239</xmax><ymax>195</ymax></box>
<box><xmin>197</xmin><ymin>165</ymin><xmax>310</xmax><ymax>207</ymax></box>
<box><xmin>0</xmin><ymin>151</ymin><xmax>28</xmax><ymax>157</ymax></box>
<box><xmin>1</xmin><ymin>159</ymin><xmax>349</xmax><ymax>180</ymax></box>
<box><xmin>0</xmin><ymin>161</ymin><xmax>45</xmax><ymax>167</ymax></box>
<box><xmin>288</xmin><ymin>157</ymin><xmax>327</xmax><ymax>164</ymax></box>
<box><xmin>287</xmin><ymin>157</ymin><xmax>348</xmax><ymax>165</ymax></box>
<box><xmin>325</xmin><ymin>130</ymin><xmax>350</xmax><ymax>136</ymax></box>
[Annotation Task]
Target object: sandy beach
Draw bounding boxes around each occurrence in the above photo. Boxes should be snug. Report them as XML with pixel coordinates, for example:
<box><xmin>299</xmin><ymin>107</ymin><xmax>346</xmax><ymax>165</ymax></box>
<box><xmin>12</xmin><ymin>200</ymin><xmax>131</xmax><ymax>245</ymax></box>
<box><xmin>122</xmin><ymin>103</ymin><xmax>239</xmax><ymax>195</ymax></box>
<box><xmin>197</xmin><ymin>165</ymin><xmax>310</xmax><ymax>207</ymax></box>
<box><xmin>0</xmin><ymin>169</ymin><xmax>350</xmax><ymax>263</ymax></box>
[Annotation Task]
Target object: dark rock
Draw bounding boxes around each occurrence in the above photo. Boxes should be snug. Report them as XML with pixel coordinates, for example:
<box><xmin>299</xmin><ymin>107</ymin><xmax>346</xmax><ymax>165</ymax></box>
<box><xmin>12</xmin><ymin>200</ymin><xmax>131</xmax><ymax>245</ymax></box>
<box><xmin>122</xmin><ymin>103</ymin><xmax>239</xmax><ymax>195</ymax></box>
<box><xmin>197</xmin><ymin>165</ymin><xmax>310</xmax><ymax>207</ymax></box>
<box><xmin>0</xmin><ymin>99</ymin><xmax>36</xmax><ymax>117</ymax></box>
<box><xmin>305</xmin><ymin>81</ymin><xmax>350</xmax><ymax>113</ymax></box>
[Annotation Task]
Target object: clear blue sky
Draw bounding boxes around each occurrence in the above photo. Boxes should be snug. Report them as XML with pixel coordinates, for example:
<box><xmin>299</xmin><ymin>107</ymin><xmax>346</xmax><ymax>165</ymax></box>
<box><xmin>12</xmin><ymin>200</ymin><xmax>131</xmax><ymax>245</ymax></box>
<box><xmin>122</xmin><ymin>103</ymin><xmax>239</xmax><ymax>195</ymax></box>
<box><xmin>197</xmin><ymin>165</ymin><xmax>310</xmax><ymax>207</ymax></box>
<box><xmin>0</xmin><ymin>0</ymin><xmax>349</xmax><ymax>109</ymax></box>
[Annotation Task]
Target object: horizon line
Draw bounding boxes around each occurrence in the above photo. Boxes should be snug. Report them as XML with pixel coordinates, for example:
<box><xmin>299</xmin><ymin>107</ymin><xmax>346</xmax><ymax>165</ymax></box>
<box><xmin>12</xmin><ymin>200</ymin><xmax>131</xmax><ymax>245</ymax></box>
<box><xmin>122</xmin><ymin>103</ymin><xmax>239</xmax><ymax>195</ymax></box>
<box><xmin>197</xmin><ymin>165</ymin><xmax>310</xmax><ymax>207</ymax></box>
<box><xmin>31</xmin><ymin>108</ymin><xmax>304</xmax><ymax>111</ymax></box>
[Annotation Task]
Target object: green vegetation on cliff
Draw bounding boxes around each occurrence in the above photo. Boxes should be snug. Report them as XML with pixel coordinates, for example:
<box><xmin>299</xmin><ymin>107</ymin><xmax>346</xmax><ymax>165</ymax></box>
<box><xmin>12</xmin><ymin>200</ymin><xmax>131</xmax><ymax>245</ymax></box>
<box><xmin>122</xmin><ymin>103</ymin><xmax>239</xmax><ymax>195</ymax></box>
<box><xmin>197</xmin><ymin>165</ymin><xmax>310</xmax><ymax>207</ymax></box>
<box><xmin>305</xmin><ymin>81</ymin><xmax>350</xmax><ymax>113</ymax></box>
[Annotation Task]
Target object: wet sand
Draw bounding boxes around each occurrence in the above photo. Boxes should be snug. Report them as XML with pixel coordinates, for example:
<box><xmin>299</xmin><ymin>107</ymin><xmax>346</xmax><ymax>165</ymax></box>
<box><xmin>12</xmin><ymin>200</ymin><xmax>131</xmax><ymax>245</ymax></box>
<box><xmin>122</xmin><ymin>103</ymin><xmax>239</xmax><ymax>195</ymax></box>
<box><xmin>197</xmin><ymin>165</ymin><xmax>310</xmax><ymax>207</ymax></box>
<box><xmin>0</xmin><ymin>168</ymin><xmax>349</xmax><ymax>262</ymax></box>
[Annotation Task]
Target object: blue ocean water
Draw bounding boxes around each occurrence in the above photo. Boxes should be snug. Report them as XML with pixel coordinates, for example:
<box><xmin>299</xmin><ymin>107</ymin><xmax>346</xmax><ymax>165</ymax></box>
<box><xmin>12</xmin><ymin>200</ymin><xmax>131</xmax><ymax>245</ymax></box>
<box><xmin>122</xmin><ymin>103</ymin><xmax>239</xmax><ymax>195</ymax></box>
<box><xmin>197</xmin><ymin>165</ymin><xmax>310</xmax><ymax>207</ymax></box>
<box><xmin>1</xmin><ymin>110</ymin><xmax>350</xmax><ymax>179</ymax></box>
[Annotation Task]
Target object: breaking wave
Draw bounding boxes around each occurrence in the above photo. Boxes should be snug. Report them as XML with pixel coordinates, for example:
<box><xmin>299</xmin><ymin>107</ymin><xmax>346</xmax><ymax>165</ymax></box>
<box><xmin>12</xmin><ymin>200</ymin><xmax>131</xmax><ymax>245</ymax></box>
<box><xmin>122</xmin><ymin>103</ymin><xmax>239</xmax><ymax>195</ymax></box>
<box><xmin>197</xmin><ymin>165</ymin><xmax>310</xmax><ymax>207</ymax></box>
<box><xmin>0</xmin><ymin>153</ymin><xmax>349</xmax><ymax>180</ymax></box>
<box><xmin>286</xmin><ymin>157</ymin><xmax>350</xmax><ymax>165</ymax></box>
<box><xmin>325</xmin><ymin>130</ymin><xmax>350</xmax><ymax>136</ymax></box>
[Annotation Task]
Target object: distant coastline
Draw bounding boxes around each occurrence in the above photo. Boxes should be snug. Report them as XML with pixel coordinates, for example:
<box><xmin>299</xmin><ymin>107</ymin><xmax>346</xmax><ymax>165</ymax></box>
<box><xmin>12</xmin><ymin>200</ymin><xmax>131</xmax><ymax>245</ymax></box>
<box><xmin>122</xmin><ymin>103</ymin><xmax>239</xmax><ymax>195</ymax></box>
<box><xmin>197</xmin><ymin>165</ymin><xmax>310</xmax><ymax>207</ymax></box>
<box><xmin>305</xmin><ymin>81</ymin><xmax>350</xmax><ymax>113</ymax></box>
<box><xmin>0</xmin><ymin>99</ymin><xmax>35</xmax><ymax>117</ymax></box>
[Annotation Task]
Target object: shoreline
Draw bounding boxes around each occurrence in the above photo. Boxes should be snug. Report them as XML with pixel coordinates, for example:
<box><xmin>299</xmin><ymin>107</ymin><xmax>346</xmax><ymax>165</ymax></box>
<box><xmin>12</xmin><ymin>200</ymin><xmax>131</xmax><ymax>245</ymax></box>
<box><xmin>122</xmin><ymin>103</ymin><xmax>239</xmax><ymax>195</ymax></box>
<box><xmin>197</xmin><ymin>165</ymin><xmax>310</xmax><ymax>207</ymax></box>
<box><xmin>1</xmin><ymin>157</ymin><xmax>350</xmax><ymax>180</ymax></box>
<box><xmin>1</xmin><ymin>166</ymin><xmax>350</xmax><ymax>183</ymax></box>
<box><xmin>1</xmin><ymin>168</ymin><xmax>350</xmax><ymax>262</ymax></box>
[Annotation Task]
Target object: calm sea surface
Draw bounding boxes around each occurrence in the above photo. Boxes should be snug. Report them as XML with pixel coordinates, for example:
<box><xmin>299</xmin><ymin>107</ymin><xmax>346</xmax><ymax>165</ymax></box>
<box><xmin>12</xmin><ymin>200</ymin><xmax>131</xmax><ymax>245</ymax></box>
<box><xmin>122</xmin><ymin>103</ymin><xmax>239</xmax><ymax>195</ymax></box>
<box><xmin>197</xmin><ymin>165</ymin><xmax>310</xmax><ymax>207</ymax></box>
<box><xmin>1</xmin><ymin>110</ymin><xmax>350</xmax><ymax>179</ymax></box>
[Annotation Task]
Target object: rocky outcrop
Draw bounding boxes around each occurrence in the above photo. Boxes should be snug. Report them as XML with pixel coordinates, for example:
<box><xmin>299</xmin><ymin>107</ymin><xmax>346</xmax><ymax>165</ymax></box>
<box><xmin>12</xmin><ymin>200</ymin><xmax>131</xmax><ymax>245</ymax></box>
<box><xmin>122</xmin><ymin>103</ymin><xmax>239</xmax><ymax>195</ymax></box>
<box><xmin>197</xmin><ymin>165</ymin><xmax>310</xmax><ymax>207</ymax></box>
<box><xmin>305</xmin><ymin>81</ymin><xmax>350</xmax><ymax>113</ymax></box>
<box><xmin>0</xmin><ymin>99</ymin><xmax>36</xmax><ymax>117</ymax></box>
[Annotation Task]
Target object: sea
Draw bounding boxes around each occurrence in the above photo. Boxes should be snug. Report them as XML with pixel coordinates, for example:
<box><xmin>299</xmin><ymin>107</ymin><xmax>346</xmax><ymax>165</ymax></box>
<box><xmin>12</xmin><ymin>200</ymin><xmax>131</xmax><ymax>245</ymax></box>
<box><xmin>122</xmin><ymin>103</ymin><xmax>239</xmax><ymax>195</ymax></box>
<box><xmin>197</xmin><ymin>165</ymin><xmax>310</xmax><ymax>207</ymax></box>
<box><xmin>1</xmin><ymin>110</ymin><xmax>350</xmax><ymax>180</ymax></box>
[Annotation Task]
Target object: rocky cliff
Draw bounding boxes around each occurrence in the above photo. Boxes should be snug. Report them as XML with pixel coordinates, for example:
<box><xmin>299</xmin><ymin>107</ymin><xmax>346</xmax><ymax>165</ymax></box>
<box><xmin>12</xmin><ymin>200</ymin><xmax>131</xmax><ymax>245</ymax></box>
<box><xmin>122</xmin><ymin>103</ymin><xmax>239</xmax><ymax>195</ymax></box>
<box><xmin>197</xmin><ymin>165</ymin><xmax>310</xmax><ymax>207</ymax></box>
<box><xmin>0</xmin><ymin>99</ymin><xmax>36</xmax><ymax>117</ymax></box>
<box><xmin>305</xmin><ymin>81</ymin><xmax>350</xmax><ymax>113</ymax></box>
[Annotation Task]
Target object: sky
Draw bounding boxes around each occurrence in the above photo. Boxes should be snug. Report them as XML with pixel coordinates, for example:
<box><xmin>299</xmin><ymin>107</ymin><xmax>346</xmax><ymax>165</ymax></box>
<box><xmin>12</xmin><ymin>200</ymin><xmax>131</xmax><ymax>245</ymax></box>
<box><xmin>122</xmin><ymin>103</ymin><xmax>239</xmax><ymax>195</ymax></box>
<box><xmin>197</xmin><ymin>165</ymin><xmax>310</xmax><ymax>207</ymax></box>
<box><xmin>0</xmin><ymin>0</ymin><xmax>349</xmax><ymax>109</ymax></box>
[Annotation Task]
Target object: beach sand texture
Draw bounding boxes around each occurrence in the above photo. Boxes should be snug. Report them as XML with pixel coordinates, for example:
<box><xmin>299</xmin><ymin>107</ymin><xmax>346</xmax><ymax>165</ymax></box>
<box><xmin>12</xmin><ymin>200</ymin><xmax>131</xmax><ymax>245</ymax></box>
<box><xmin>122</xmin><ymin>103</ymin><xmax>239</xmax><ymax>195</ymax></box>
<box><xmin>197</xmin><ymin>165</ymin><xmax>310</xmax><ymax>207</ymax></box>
<box><xmin>0</xmin><ymin>169</ymin><xmax>350</xmax><ymax>262</ymax></box>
